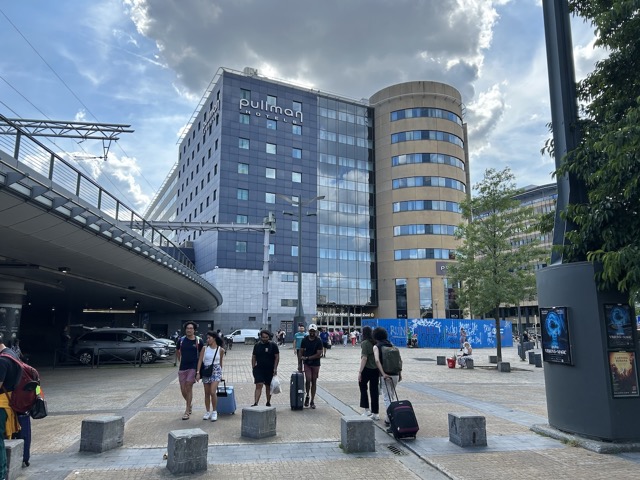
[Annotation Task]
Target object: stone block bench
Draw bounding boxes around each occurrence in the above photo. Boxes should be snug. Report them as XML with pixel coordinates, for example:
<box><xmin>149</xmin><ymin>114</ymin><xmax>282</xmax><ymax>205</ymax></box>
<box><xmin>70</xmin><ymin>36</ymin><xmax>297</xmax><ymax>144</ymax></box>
<box><xmin>80</xmin><ymin>415</ymin><xmax>124</xmax><ymax>453</ymax></box>
<box><xmin>167</xmin><ymin>428</ymin><xmax>208</xmax><ymax>474</ymax></box>
<box><xmin>488</xmin><ymin>355</ymin><xmax>498</xmax><ymax>363</ymax></box>
<box><xmin>528</xmin><ymin>350</ymin><xmax>537</xmax><ymax>364</ymax></box>
<box><xmin>436</xmin><ymin>355</ymin><xmax>446</xmax><ymax>365</ymax></box>
<box><xmin>497</xmin><ymin>361</ymin><xmax>511</xmax><ymax>372</ymax></box>
<box><xmin>341</xmin><ymin>415</ymin><xmax>375</xmax><ymax>453</ymax></box>
<box><xmin>241</xmin><ymin>405</ymin><xmax>276</xmax><ymax>439</ymax></box>
<box><xmin>448</xmin><ymin>413</ymin><xmax>487</xmax><ymax>447</ymax></box>
<box><xmin>4</xmin><ymin>439</ymin><xmax>23</xmax><ymax>480</ymax></box>
<box><xmin>535</xmin><ymin>353</ymin><xmax>543</xmax><ymax>368</ymax></box>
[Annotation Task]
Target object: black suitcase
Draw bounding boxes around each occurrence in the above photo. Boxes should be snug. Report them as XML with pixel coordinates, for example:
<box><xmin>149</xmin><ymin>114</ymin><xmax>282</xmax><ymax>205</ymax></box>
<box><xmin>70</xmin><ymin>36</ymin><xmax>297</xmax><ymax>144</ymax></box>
<box><xmin>384</xmin><ymin>378</ymin><xmax>419</xmax><ymax>439</ymax></box>
<box><xmin>290</xmin><ymin>371</ymin><xmax>305</xmax><ymax>410</ymax></box>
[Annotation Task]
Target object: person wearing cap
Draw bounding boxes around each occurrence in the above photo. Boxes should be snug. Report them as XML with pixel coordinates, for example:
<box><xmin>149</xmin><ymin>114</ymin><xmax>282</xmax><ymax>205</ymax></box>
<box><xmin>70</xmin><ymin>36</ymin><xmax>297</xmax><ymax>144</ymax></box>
<box><xmin>298</xmin><ymin>324</ymin><xmax>323</xmax><ymax>409</ymax></box>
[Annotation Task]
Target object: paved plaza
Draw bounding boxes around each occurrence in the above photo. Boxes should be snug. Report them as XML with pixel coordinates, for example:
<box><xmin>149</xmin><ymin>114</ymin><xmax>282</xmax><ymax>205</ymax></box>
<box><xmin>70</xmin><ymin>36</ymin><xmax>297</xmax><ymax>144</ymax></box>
<box><xmin>16</xmin><ymin>342</ymin><xmax>640</xmax><ymax>479</ymax></box>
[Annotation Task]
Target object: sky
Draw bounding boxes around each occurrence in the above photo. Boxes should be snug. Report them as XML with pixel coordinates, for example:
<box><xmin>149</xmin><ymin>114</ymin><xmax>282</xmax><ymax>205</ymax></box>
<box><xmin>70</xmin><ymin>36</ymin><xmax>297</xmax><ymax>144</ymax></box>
<box><xmin>0</xmin><ymin>0</ymin><xmax>605</xmax><ymax>213</ymax></box>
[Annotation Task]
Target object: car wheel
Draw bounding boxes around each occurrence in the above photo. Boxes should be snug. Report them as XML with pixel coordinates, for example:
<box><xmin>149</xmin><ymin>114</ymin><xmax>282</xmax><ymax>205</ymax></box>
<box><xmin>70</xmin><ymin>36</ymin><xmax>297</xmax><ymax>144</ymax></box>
<box><xmin>78</xmin><ymin>351</ymin><xmax>94</xmax><ymax>365</ymax></box>
<box><xmin>140</xmin><ymin>350</ymin><xmax>156</xmax><ymax>364</ymax></box>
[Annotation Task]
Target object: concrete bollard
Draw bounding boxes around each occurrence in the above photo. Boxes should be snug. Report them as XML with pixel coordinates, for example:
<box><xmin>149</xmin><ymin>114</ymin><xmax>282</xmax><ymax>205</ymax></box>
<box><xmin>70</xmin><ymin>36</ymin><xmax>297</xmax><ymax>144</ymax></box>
<box><xmin>241</xmin><ymin>406</ymin><xmax>276</xmax><ymax>439</ymax></box>
<box><xmin>80</xmin><ymin>415</ymin><xmax>124</xmax><ymax>453</ymax></box>
<box><xmin>497</xmin><ymin>361</ymin><xmax>511</xmax><ymax>373</ymax></box>
<box><xmin>465</xmin><ymin>358</ymin><xmax>474</xmax><ymax>369</ymax></box>
<box><xmin>448</xmin><ymin>414</ymin><xmax>487</xmax><ymax>447</ymax></box>
<box><xmin>528</xmin><ymin>350</ymin><xmax>536</xmax><ymax>364</ymax></box>
<box><xmin>535</xmin><ymin>353</ymin><xmax>543</xmax><ymax>368</ymax></box>
<box><xmin>436</xmin><ymin>355</ymin><xmax>446</xmax><ymax>365</ymax></box>
<box><xmin>488</xmin><ymin>355</ymin><xmax>498</xmax><ymax>363</ymax></box>
<box><xmin>341</xmin><ymin>415</ymin><xmax>375</xmax><ymax>453</ymax></box>
<box><xmin>167</xmin><ymin>428</ymin><xmax>208</xmax><ymax>474</ymax></box>
<box><xmin>4</xmin><ymin>439</ymin><xmax>23</xmax><ymax>480</ymax></box>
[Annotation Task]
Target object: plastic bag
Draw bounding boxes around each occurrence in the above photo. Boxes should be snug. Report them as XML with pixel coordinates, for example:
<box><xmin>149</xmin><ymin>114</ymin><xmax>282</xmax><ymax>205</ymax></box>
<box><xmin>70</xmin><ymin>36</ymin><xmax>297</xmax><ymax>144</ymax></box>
<box><xmin>270</xmin><ymin>375</ymin><xmax>282</xmax><ymax>394</ymax></box>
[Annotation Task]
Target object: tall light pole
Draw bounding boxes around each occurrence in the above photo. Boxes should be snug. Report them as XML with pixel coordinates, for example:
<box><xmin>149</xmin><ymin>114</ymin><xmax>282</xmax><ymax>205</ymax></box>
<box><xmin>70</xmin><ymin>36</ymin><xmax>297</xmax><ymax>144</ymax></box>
<box><xmin>277</xmin><ymin>194</ymin><xmax>324</xmax><ymax>328</ymax></box>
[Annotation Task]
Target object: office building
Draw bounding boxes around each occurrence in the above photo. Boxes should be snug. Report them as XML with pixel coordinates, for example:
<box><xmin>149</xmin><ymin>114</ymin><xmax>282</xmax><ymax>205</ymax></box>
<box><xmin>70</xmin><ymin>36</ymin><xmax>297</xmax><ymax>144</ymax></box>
<box><xmin>147</xmin><ymin>67</ymin><xmax>469</xmax><ymax>332</ymax></box>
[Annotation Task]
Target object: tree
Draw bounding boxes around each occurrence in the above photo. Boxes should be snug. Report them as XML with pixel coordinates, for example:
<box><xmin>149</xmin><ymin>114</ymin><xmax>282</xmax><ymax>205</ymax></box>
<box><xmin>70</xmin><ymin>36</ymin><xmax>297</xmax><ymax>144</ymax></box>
<box><xmin>448</xmin><ymin>168</ymin><xmax>546</xmax><ymax>361</ymax></box>
<box><xmin>556</xmin><ymin>1</ymin><xmax>640</xmax><ymax>301</ymax></box>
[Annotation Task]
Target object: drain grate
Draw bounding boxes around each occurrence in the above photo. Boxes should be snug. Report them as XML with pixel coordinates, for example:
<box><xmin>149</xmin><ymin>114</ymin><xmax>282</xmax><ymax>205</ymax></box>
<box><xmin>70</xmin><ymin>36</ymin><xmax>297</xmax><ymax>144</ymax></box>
<box><xmin>387</xmin><ymin>444</ymin><xmax>408</xmax><ymax>456</ymax></box>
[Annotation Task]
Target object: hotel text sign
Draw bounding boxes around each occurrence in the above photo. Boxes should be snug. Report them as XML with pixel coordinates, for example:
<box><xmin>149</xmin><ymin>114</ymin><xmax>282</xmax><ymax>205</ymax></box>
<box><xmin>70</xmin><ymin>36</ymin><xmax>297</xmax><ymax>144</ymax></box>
<box><xmin>239</xmin><ymin>98</ymin><xmax>303</xmax><ymax>123</ymax></box>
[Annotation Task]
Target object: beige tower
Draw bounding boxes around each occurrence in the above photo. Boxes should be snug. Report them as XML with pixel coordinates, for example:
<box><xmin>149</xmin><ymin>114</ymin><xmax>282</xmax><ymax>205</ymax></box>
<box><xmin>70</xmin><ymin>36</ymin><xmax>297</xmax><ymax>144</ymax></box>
<box><xmin>370</xmin><ymin>81</ymin><xmax>469</xmax><ymax>319</ymax></box>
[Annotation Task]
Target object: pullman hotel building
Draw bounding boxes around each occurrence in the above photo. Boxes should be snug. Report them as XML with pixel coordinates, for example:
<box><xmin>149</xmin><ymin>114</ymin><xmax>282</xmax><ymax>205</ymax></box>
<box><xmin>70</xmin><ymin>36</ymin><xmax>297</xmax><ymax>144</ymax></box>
<box><xmin>145</xmin><ymin>67</ymin><xmax>470</xmax><ymax>332</ymax></box>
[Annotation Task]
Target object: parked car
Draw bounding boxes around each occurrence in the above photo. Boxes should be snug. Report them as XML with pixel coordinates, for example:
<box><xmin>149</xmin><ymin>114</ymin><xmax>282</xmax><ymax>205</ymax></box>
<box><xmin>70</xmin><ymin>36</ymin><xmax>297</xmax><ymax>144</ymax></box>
<box><xmin>126</xmin><ymin>328</ymin><xmax>176</xmax><ymax>355</ymax></box>
<box><xmin>224</xmin><ymin>329</ymin><xmax>260</xmax><ymax>344</ymax></box>
<box><xmin>72</xmin><ymin>328</ymin><xmax>169</xmax><ymax>365</ymax></box>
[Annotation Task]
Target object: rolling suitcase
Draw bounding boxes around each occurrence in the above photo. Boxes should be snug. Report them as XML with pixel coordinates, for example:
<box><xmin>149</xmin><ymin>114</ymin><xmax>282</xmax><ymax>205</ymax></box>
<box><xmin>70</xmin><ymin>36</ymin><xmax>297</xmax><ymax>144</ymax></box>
<box><xmin>384</xmin><ymin>378</ymin><xmax>419</xmax><ymax>439</ymax></box>
<box><xmin>290</xmin><ymin>371</ymin><xmax>304</xmax><ymax>410</ymax></box>
<box><xmin>216</xmin><ymin>380</ymin><xmax>236</xmax><ymax>414</ymax></box>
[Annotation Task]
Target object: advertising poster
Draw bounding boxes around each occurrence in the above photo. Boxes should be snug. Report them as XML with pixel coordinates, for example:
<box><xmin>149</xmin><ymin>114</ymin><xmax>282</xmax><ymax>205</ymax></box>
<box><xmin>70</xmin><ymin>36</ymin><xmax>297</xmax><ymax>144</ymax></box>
<box><xmin>604</xmin><ymin>304</ymin><xmax>634</xmax><ymax>349</ymax></box>
<box><xmin>540</xmin><ymin>306</ymin><xmax>572</xmax><ymax>365</ymax></box>
<box><xmin>608</xmin><ymin>351</ymin><xmax>639</xmax><ymax>398</ymax></box>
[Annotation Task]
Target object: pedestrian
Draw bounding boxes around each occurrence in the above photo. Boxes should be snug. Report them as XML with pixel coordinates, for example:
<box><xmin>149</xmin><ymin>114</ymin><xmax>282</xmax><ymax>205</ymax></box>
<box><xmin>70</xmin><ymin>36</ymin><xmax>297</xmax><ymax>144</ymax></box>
<box><xmin>373</xmin><ymin>326</ymin><xmax>403</xmax><ymax>427</ymax></box>
<box><xmin>59</xmin><ymin>325</ymin><xmax>71</xmax><ymax>363</ymax></box>
<box><xmin>0</xmin><ymin>333</ymin><xmax>21</xmax><ymax>479</ymax></box>
<box><xmin>196</xmin><ymin>332</ymin><xmax>224</xmax><ymax>421</ymax></box>
<box><xmin>279</xmin><ymin>329</ymin><xmax>286</xmax><ymax>346</ymax></box>
<box><xmin>10</xmin><ymin>339</ymin><xmax>28</xmax><ymax>363</ymax></box>
<box><xmin>350</xmin><ymin>329</ymin><xmax>357</xmax><ymax>347</ymax></box>
<box><xmin>251</xmin><ymin>329</ymin><xmax>279</xmax><ymax>406</ymax></box>
<box><xmin>294</xmin><ymin>323</ymin><xmax>307</xmax><ymax>369</ymax></box>
<box><xmin>358</xmin><ymin>326</ymin><xmax>380</xmax><ymax>420</ymax></box>
<box><xmin>459</xmin><ymin>327</ymin><xmax>467</xmax><ymax>350</ymax></box>
<box><xmin>176</xmin><ymin>321</ymin><xmax>204</xmax><ymax>420</ymax></box>
<box><xmin>299</xmin><ymin>324</ymin><xmax>323</xmax><ymax>409</ymax></box>
<box><xmin>319</xmin><ymin>327</ymin><xmax>329</xmax><ymax>357</ymax></box>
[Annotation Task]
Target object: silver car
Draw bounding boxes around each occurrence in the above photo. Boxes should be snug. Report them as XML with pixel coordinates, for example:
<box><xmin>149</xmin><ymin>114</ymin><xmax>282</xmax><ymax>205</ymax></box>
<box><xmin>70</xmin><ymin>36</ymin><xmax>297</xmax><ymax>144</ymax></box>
<box><xmin>73</xmin><ymin>328</ymin><xmax>168</xmax><ymax>365</ymax></box>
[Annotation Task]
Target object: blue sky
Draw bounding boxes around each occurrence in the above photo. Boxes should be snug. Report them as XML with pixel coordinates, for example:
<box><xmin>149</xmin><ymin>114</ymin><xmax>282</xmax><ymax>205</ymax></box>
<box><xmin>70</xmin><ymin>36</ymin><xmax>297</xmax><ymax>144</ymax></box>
<box><xmin>0</xmin><ymin>1</ymin><xmax>603</xmax><ymax>213</ymax></box>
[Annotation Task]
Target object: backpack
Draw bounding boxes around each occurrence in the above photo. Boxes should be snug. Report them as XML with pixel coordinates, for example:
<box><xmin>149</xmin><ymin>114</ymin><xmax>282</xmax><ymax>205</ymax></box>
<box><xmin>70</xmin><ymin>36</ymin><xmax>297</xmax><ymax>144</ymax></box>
<box><xmin>0</xmin><ymin>352</ymin><xmax>42</xmax><ymax>415</ymax></box>
<box><xmin>379</xmin><ymin>342</ymin><xmax>402</xmax><ymax>375</ymax></box>
<box><xmin>178</xmin><ymin>336</ymin><xmax>203</xmax><ymax>353</ymax></box>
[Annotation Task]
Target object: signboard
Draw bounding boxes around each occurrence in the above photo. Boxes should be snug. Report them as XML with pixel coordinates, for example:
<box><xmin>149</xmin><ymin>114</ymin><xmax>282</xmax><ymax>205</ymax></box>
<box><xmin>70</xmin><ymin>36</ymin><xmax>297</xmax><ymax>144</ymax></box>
<box><xmin>540</xmin><ymin>306</ymin><xmax>572</xmax><ymax>365</ymax></box>
<box><xmin>608</xmin><ymin>351</ymin><xmax>639</xmax><ymax>398</ymax></box>
<box><xmin>604</xmin><ymin>304</ymin><xmax>634</xmax><ymax>350</ymax></box>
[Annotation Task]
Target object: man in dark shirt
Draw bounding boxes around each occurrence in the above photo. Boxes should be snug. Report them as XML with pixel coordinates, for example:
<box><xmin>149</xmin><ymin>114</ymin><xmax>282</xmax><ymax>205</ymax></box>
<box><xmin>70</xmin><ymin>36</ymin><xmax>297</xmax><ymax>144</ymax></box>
<box><xmin>0</xmin><ymin>334</ymin><xmax>20</xmax><ymax>479</ymax></box>
<box><xmin>176</xmin><ymin>322</ymin><xmax>203</xmax><ymax>420</ymax></box>
<box><xmin>251</xmin><ymin>330</ymin><xmax>279</xmax><ymax>407</ymax></box>
<box><xmin>299</xmin><ymin>324</ymin><xmax>323</xmax><ymax>409</ymax></box>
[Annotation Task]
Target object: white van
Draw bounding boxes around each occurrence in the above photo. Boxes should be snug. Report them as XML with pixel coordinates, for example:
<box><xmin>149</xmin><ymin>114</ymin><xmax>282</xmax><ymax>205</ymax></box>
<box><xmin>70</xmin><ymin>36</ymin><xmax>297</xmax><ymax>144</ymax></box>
<box><xmin>224</xmin><ymin>329</ymin><xmax>260</xmax><ymax>344</ymax></box>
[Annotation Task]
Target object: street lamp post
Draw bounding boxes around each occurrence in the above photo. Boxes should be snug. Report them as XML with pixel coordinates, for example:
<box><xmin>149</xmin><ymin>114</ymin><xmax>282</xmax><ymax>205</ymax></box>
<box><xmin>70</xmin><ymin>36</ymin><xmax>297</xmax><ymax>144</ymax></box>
<box><xmin>277</xmin><ymin>194</ymin><xmax>324</xmax><ymax>329</ymax></box>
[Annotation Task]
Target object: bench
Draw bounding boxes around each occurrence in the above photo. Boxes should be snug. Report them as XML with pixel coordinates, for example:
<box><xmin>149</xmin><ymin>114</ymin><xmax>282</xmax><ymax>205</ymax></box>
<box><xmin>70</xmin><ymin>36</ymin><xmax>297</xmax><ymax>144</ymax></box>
<box><xmin>241</xmin><ymin>405</ymin><xmax>276</xmax><ymax>439</ymax></box>
<box><xmin>448</xmin><ymin>413</ymin><xmax>487</xmax><ymax>447</ymax></box>
<box><xmin>436</xmin><ymin>355</ymin><xmax>446</xmax><ymax>365</ymax></box>
<box><xmin>167</xmin><ymin>428</ymin><xmax>208</xmax><ymax>474</ymax></box>
<box><xmin>497</xmin><ymin>361</ymin><xmax>511</xmax><ymax>372</ymax></box>
<box><xmin>80</xmin><ymin>415</ymin><xmax>124</xmax><ymax>453</ymax></box>
<box><xmin>341</xmin><ymin>415</ymin><xmax>375</xmax><ymax>453</ymax></box>
<box><xmin>535</xmin><ymin>353</ymin><xmax>543</xmax><ymax>368</ymax></box>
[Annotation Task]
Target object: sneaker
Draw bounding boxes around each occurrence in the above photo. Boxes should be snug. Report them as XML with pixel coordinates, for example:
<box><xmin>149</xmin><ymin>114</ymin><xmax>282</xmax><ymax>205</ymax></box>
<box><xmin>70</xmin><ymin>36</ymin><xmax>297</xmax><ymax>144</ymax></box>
<box><xmin>210</xmin><ymin>411</ymin><xmax>218</xmax><ymax>421</ymax></box>
<box><xmin>384</xmin><ymin>419</ymin><xmax>390</xmax><ymax>426</ymax></box>
<box><xmin>310</xmin><ymin>402</ymin><xmax>316</xmax><ymax>409</ymax></box>
<box><xmin>371</xmin><ymin>414</ymin><xmax>380</xmax><ymax>420</ymax></box>
<box><xmin>362</xmin><ymin>409</ymin><xmax>372</xmax><ymax>417</ymax></box>
<box><xmin>202</xmin><ymin>411</ymin><xmax>211</xmax><ymax>420</ymax></box>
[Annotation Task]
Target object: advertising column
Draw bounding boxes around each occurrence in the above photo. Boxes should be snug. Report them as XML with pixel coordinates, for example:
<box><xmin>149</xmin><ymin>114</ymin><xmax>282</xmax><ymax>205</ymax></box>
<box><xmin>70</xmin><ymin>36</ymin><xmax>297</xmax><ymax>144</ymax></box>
<box><xmin>0</xmin><ymin>280</ymin><xmax>26</xmax><ymax>344</ymax></box>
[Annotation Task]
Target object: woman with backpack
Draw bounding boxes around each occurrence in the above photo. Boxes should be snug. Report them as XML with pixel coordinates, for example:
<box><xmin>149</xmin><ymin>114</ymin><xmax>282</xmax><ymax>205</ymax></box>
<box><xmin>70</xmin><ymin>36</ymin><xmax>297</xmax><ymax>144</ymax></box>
<box><xmin>373</xmin><ymin>326</ymin><xmax>403</xmax><ymax>427</ymax></box>
<box><xmin>358</xmin><ymin>326</ymin><xmax>380</xmax><ymax>420</ymax></box>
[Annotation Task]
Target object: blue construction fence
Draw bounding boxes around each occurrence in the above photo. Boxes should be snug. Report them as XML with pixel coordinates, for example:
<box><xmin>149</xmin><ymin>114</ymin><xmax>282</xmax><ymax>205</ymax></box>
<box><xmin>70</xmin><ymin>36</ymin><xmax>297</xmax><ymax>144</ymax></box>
<box><xmin>362</xmin><ymin>318</ymin><xmax>513</xmax><ymax>349</ymax></box>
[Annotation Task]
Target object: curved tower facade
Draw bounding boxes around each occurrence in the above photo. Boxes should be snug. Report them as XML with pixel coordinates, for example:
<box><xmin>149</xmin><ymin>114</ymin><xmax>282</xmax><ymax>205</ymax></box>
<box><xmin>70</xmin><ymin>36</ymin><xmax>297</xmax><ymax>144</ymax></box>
<box><xmin>370</xmin><ymin>82</ymin><xmax>469</xmax><ymax>319</ymax></box>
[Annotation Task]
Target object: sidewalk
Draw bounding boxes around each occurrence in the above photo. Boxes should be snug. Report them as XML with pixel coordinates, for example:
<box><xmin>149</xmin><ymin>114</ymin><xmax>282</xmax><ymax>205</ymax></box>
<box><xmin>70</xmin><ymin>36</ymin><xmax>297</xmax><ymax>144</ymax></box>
<box><xmin>20</xmin><ymin>343</ymin><xmax>640</xmax><ymax>479</ymax></box>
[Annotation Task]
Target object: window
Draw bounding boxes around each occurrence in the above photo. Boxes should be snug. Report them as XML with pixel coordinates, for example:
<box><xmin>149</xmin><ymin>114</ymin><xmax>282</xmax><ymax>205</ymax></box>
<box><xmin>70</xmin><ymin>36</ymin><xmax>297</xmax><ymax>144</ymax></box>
<box><xmin>266</xmin><ymin>143</ymin><xmax>276</xmax><ymax>154</ymax></box>
<box><xmin>291</xmin><ymin>245</ymin><xmax>299</xmax><ymax>257</ymax></box>
<box><xmin>293</xmin><ymin>101</ymin><xmax>302</xmax><ymax>112</ymax></box>
<box><xmin>267</xmin><ymin>95</ymin><xmax>277</xmax><ymax>106</ymax></box>
<box><xmin>419</xmin><ymin>278</ymin><xmax>433</xmax><ymax>318</ymax></box>
<box><xmin>215</xmin><ymin>139</ymin><xmax>218</xmax><ymax>150</ymax></box>
<box><xmin>267</xmin><ymin>119</ymin><xmax>277</xmax><ymax>130</ymax></box>
<box><xmin>292</xmin><ymin>172</ymin><xmax>302</xmax><ymax>183</ymax></box>
<box><xmin>292</xmin><ymin>148</ymin><xmax>302</xmax><ymax>159</ymax></box>
<box><xmin>238</xmin><ymin>163</ymin><xmax>249</xmax><ymax>174</ymax></box>
<box><xmin>265</xmin><ymin>193</ymin><xmax>276</xmax><ymax>203</ymax></box>
<box><xmin>269</xmin><ymin>244</ymin><xmax>275</xmax><ymax>255</ymax></box>
<box><xmin>236</xmin><ymin>214</ymin><xmax>248</xmax><ymax>224</ymax></box>
<box><xmin>240</xmin><ymin>113</ymin><xmax>250</xmax><ymax>124</ymax></box>
<box><xmin>241</xmin><ymin>88</ymin><xmax>250</xmax><ymax>100</ymax></box>
<box><xmin>236</xmin><ymin>241</ymin><xmax>247</xmax><ymax>253</ymax></box>
<box><xmin>237</xmin><ymin>189</ymin><xmax>249</xmax><ymax>200</ymax></box>
<box><xmin>214</xmin><ymin>164</ymin><xmax>218</xmax><ymax>175</ymax></box>
<box><xmin>239</xmin><ymin>138</ymin><xmax>250</xmax><ymax>149</ymax></box>
<box><xmin>292</xmin><ymin>124</ymin><xmax>302</xmax><ymax>135</ymax></box>
<box><xmin>266</xmin><ymin>168</ymin><xmax>276</xmax><ymax>179</ymax></box>
<box><xmin>213</xmin><ymin>189</ymin><xmax>217</xmax><ymax>200</ymax></box>
<box><xmin>396</xmin><ymin>278</ymin><xmax>408</xmax><ymax>319</ymax></box>
<box><xmin>292</xmin><ymin>220</ymin><xmax>299</xmax><ymax>232</ymax></box>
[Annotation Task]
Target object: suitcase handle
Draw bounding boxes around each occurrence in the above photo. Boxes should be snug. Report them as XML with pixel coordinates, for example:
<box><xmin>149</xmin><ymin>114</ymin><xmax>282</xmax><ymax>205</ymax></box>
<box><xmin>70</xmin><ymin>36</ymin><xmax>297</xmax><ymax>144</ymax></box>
<box><xmin>382</xmin><ymin>376</ymin><xmax>399</xmax><ymax>402</ymax></box>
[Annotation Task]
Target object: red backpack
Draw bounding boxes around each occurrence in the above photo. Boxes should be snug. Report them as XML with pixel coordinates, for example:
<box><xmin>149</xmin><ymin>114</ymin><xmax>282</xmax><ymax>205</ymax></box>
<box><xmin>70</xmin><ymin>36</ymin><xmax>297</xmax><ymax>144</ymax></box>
<box><xmin>0</xmin><ymin>352</ymin><xmax>41</xmax><ymax>414</ymax></box>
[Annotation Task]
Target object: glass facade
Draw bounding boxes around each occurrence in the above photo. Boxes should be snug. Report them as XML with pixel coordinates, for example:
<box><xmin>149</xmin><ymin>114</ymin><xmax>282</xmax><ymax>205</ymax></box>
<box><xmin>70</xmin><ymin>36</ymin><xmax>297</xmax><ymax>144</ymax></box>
<box><xmin>316</xmin><ymin>95</ymin><xmax>376</xmax><ymax>308</ymax></box>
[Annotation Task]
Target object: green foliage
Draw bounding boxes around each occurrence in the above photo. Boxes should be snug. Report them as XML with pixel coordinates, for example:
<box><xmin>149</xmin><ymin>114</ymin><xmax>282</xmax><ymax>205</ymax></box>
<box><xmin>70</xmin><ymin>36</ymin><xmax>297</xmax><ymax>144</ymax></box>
<box><xmin>557</xmin><ymin>1</ymin><xmax>640</xmax><ymax>301</ymax></box>
<box><xmin>448</xmin><ymin>168</ymin><xmax>546</xmax><ymax>359</ymax></box>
